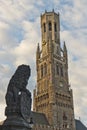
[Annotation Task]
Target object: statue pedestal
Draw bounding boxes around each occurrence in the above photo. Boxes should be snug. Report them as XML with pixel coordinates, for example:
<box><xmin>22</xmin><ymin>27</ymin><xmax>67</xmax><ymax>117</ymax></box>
<box><xmin>2</xmin><ymin>116</ymin><xmax>31</xmax><ymax>130</ymax></box>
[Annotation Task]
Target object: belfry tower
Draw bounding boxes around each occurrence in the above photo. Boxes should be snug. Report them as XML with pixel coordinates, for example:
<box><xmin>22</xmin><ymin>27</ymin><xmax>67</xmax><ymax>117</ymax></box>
<box><xmin>33</xmin><ymin>10</ymin><xmax>76</xmax><ymax>130</ymax></box>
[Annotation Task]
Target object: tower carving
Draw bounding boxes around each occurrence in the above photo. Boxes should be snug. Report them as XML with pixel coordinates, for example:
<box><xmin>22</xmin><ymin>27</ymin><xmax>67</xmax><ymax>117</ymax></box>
<box><xmin>33</xmin><ymin>11</ymin><xmax>76</xmax><ymax>130</ymax></box>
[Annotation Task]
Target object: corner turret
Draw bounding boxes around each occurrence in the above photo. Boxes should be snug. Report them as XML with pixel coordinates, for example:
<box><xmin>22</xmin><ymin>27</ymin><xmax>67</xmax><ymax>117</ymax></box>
<box><xmin>63</xmin><ymin>41</ymin><xmax>68</xmax><ymax>66</ymax></box>
<box><xmin>36</xmin><ymin>43</ymin><xmax>40</xmax><ymax>59</ymax></box>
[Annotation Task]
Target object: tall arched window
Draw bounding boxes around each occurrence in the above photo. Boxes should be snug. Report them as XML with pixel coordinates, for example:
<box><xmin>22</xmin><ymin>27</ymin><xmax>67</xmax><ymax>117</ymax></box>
<box><xmin>56</xmin><ymin>64</ymin><xmax>59</xmax><ymax>75</ymax></box>
<box><xmin>41</xmin><ymin>65</ymin><xmax>43</xmax><ymax>77</ymax></box>
<box><xmin>60</xmin><ymin>67</ymin><xmax>63</xmax><ymax>77</ymax></box>
<box><xmin>54</xmin><ymin>23</ymin><xmax>57</xmax><ymax>32</ymax></box>
<box><xmin>48</xmin><ymin>22</ymin><xmax>52</xmax><ymax>31</ymax></box>
<box><xmin>44</xmin><ymin>63</ymin><xmax>47</xmax><ymax>75</ymax></box>
<box><xmin>43</xmin><ymin>23</ymin><xmax>46</xmax><ymax>32</ymax></box>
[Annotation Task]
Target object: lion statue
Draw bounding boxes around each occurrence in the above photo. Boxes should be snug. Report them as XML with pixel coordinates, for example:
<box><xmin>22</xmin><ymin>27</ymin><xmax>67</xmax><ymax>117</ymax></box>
<box><xmin>5</xmin><ymin>64</ymin><xmax>31</xmax><ymax>119</ymax></box>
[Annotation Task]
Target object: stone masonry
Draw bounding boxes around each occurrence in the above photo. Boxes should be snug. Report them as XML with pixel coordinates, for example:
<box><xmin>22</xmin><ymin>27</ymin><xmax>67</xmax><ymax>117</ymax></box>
<box><xmin>33</xmin><ymin>10</ymin><xmax>76</xmax><ymax>130</ymax></box>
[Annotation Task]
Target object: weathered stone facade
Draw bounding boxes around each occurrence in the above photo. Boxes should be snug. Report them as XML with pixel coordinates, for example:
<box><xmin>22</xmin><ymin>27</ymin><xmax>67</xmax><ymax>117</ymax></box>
<box><xmin>33</xmin><ymin>124</ymin><xmax>59</xmax><ymax>130</ymax></box>
<box><xmin>33</xmin><ymin>10</ymin><xmax>76</xmax><ymax>130</ymax></box>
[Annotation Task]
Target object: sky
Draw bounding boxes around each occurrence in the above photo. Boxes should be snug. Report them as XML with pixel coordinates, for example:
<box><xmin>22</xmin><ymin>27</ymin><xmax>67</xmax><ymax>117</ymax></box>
<box><xmin>0</xmin><ymin>0</ymin><xmax>87</xmax><ymax>126</ymax></box>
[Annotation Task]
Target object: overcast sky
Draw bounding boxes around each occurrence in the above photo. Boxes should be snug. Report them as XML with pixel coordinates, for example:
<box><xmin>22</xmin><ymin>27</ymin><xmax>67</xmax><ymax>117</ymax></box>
<box><xmin>0</xmin><ymin>0</ymin><xmax>87</xmax><ymax>126</ymax></box>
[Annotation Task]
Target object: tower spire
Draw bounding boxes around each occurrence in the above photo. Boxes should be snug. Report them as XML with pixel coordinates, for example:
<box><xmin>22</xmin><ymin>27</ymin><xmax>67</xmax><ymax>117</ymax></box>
<box><xmin>36</xmin><ymin>43</ymin><xmax>40</xmax><ymax>59</ymax></box>
<box><xmin>63</xmin><ymin>41</ymin><xmax>67</xmax><ymax>52</ymax></box>
<box><xmin>63</xmin><ymin>41</ymin><xmax>68</xmax><ymax>65</ymax></box>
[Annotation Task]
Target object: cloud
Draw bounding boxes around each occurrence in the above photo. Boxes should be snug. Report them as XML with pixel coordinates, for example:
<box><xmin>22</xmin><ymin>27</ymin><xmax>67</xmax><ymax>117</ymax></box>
<box><xmin>0</xmin><ymin>64</ymin><xmax>12</xmax><ymax>105</ymax></box>
<box><xmin>0</xmin><ymin>104</ymin><xmax>6</xmax><ymax>122</ymax></box>
<box><xmin>60</xmin><ymin>26</ymin><xmax>87</xmax><ymax>124</ymax></box>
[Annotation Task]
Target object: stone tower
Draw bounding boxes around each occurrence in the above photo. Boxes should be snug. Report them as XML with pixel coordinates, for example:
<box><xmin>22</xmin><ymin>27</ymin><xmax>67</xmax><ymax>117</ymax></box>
<box><xmin>33</xmin><ymin>10</ymin><xmax>76</xmax><ymax>130</ymax></box>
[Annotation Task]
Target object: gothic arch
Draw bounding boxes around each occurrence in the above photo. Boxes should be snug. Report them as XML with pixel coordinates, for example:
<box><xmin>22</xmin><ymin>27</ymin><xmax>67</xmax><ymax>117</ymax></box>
<box><xmin>44</xmin><ymin>63</ymin><xmax>47</xmax><ymax>75</ymax></box>
<box><xmin>41</xmin><ymin>65</ymin><xmax>43</xmax><ymax>77</ymax></box>
<box><xmin>43</xmin><ymin>23</ymin><xmax>46</xmax><ymax>32</ymax></box>
<box><xmin>48</xmin><ymin>22</ymin><xmax>52</xmax><ymax>31</ymax></box>
<box><xmin>54</xmin><ymin>22</ymin><xmax>57</xmax><ymax>32</ymax></box>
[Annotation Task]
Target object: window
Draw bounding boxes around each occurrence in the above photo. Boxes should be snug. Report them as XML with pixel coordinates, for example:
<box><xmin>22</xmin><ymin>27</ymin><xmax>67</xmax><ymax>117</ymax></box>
<box><xmin>44</xmin><ymin>63</ymin><xmax>47</xmax><ymax>75</ymax></box>
<box><xmin>54</xmin><ymin>23</ymin><xmax>57</xmax><ymax>32</ymax></box>
<box><xmin>48</xmin><ymin>22</ymin><xmax>52</xmax><ymax>31</ymax></box>
<box><xmin>43</xmin><ymin>23</ymin><xmax>46</xmax><ymax>32</ymax></box>
<box><xmin>41</xmin><ymin>65</ymin><xmax>43</xmax><ymax>77</ymax></box>
<box><xmin>60</xmin><ymin>67</ymin><xmax>63</xmax><ymax>77</ymax></box>
<box><xmin>56</xmin><ymin>64</ymin><xmax>59</xmax><ymax>75</ymax></box>
<box><xmin>63</xmin><ymin>112</ymin><xmax>67</xmax><ymax>120</ymax></box>
<box><xmin>57</xmin><ymin>46</ymin><xmax>59</xmax><ymax>54</ymax></box>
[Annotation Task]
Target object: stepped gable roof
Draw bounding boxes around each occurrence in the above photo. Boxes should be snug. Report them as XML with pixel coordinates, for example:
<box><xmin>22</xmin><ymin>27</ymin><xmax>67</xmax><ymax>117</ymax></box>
<box><xmin>30</xmin><ymin>111</ymin><xmax>49</xmax><ymax>125</ymax></box>
<box><xmin>75</xmin><ymin>119</ymin><xmax>87</xmax><ymax>130</ymax></box>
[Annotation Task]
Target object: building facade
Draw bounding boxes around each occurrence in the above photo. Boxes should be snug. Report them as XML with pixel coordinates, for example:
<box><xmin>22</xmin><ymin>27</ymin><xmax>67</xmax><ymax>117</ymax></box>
<box><xmin>33</xmin><ymin>10</ymin><xmax>76</xmax><ymax>130</ymax></box>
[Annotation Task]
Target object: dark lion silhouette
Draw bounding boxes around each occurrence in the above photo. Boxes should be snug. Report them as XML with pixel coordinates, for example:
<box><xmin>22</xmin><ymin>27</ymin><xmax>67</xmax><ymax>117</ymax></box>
<box><xmin>5</xmin><ymin>65</ymin><xmax>31</xmax><ymax>119</ymax></box>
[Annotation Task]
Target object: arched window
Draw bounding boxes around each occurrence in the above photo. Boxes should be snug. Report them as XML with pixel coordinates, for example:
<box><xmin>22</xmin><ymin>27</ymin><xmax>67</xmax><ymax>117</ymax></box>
<box><xmin>63</xmin><ymin>112</ymin><xmax>67</xmax><ymax>120</ymax></box>
<box><xmin>60</xmin><ymin>67</ymin><xmax>63</xmax><ymax>77</ymax></box>
<box><xmin>44</xmin><ymin>63</ymin><xmax>47</xmax><ymax>75</ymax></box>
<box><xmin>54</xmin><ymin>23</ymin><xmax>57</xmax><ymax>32</ymax></box>
<box><xmin>57</xmin><ymin>46</ymin><xmax>59</xmax><ymax>54</ymax></box>
<box><xmin>41</xmin><ymin>65</ymin><xmax>43</xmax><ymax>77</ymax></box>
<box><xmin>56</xmin><ymin>64</ymin><xmax>59</xmax><ymax>75</ymax></box>
<box><xmin>48</xmin><ymin>22</ymin><xmax>52</xmax><ymax>31</ymax></box>
<box><xmin>43</xmin><ymin>23</ymin><xmax>46</xmax><ymax>32</ymax></box>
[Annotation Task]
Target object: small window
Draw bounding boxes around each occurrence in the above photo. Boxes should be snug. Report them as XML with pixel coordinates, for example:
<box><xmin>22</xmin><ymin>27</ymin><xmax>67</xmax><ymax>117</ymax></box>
<box><xmin>41</xmin><ymin>65</ymin><xmax>43</xmax><ymax>77</ymax></box>
<box><xmin>56</xmin><ymin>64</ymin><xmax>59</xmax><ymax>75</ymax></box>
<box><xmin>54</xmin><ymin>23</ymin><xmax>57</xmax><ymax>32</ymax></box>
<box><xmin>44</xmin><ymin>63</ymin><xmax>47</xmax><ymax>75</ymax></box>
<box><xmin>60</xmin><ymin>67</ymin><xmax>63</xmax><ymax>77</ymax></box>
<box><xmin>57</xmin><ymin>46</ymin><xmax>59</xmax><ymax>54</ymax></box>
<box><xmin>43</xmin><ymin>23</ymin><xmax>46</xmax><ymax>32</ymax></box>
<box><xmin>63</xmin><ymin>112</ymin><xmax>67</xmax><ymax>120</ymax></box>
<box><xmin>49</xmin><ymin>22</ymin><xmax>52</xmax><ymax>31</ymax></box>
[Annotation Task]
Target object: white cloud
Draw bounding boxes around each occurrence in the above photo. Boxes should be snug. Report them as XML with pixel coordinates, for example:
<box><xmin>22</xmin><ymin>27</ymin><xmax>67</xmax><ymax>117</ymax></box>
<box><xmin>60</xmin><ymin>27</ymin><xmax>87</xmax><ymax>124</ymax></box>
<box><xmin>0</xmin><ymin>104</ymin><xmax>6</xmax><ymax>122</ymax></box>
<box><xmin>12</xmin><ymin>19</ymin><xmax>40</xmax><ymax>69</ymax></box>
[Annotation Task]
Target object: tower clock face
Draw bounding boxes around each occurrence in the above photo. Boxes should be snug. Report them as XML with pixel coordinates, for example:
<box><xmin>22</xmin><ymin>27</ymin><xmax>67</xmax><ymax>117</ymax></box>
<box><xmin>60</xmin><ymin>82</ymin><xmax>63</xmax><ymax>87</ymax></box>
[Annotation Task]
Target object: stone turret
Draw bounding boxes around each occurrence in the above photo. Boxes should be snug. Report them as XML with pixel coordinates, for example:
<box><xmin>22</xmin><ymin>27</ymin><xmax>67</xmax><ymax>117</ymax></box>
<box><xmin>63</xmin><ymin>41</ymin><xmax>68</xmax><ymax>64</ymax></box>
<box><xmin>36</xmin><ymin>43</ymin><xmax>40</xmax><ymax>59</ymax></box>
